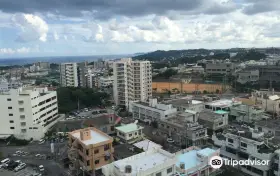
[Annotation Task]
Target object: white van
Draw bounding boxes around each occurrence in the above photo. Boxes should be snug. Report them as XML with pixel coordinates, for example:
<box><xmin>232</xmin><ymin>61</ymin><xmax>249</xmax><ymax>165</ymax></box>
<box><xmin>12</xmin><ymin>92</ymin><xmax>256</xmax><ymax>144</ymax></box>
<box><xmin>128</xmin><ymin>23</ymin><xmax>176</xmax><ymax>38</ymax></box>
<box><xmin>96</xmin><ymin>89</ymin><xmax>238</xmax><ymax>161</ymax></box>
<box><xmin>1</xmin><ymin>158</ymin><xmax>10</xmax><ymax>164</ymax></box>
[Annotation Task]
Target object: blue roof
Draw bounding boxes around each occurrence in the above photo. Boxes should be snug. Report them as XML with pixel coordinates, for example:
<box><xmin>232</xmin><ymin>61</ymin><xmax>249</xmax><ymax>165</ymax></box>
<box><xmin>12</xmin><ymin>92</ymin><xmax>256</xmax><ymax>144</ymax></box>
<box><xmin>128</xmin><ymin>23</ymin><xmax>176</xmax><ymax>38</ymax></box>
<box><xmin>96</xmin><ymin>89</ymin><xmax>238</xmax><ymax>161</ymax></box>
<box><xmin>176</xmin><ymin>148</ymin><xmax>216</xmax><ymax>173</ymax></box>
<box><xmin>197</xmin><ymin>148</ymin><xmax>216</xmax><ymax>157</ymax></box>
<box><xmin>215</xmin><ymin>110</ymin><xmax>228</xmax><ymax>114</ymax></box>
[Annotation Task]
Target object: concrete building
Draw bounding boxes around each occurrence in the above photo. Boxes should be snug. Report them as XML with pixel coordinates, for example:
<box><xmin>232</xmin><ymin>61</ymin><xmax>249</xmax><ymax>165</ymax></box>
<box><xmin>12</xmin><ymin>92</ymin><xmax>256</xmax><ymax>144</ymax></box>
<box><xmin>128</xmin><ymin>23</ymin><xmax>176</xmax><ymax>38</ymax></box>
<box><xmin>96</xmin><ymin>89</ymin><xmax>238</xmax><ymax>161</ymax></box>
<box><xmin>158</xmin><ymin>112</ymin><xmax>208</xmax><ymax>147</ymax></box>
<box><xmin>230</xmin><ymin>104</ymin><xmax>264</xmax><ymax>123</ymax></box>
<box><xmin>175</xmin><ymin>146</ymin><xmax>221</xmax><ymax>176</ymax></box>
<box><xmin>237</xmin><ymin>70</ymin><xmax>259</xmax><ymax>84</ymax></box>
<box><xmin>102</xmin><ymin>148</ymin><xmax>176</xmax><ymax>176</ymax></box>
<box><xmin>206</xmin><ymin>61</ymin><xmax>235</xmax><ymax>75</ymax></box>
<box><xmin>113</xmin><ymin>58</ymin><xmax>152</xmax><ymax>108</ymax></box>
<box><xmin>0</xmin><ymin>87</ymin><xmax>60</xmax><ymax>140</ymax></box>
<box><xmin>198</xmin><ymin>110</ymin><xmax>229</xmax><ymax>131</ymax></box>
<box><xmin>97</xmin><ymin>76</ymin><xmax>113</xmax><ymax>88</ymax></box>
<box><xmin>115</xmin><ymin>122</ymin><xmax>144</xmax><ymax>144</ymax></box>
<box><xmin>60</xmin><ymin>62</ymin><xmax>87</xmax><ymax>87</ymax></box>
<box><xmin>212</xmin><ymin>124</ymin><xmax>276</xmax><ymax>176</ymax></box>
<box><xmin>252</xmin><ymin>90</ymin><xmax>280</xmax><ymax>115</ymax></box>
<box><xmin>204</xmin><ymin>99</ymin><xmax>242</xmax><ymax>112</ymax></box>
<box><xmin>0</xmin><ymin>78</ymin><xmax>22</xmax><ymax>92</ymax></box>
<box><xmin>94</xmin><ymin>59</ymin><xmax>105</xmax><ymax>69</ymax></box>
<box><xmin>130</xmin><ymin>99</ymin><xmax>177</xmax><ymax>123</ymax></box>
<box><xmin>133</xmin><ymin>139</ymin><xmax>162</xmax><ymax>152</ymax></box>
<box><xmin>34</xmin><ymin>62</ymin><xmax>50</xmax><ymax>70</ymax></box>
<box><xmin>164</xmin><ymin>98</ymin><xmax>204</xmax><ymax>112</ymax></box>
<box><xmin>68</xmin><ymin>127</ymin><xmax>114</xmax><ymax>173</ymax></box>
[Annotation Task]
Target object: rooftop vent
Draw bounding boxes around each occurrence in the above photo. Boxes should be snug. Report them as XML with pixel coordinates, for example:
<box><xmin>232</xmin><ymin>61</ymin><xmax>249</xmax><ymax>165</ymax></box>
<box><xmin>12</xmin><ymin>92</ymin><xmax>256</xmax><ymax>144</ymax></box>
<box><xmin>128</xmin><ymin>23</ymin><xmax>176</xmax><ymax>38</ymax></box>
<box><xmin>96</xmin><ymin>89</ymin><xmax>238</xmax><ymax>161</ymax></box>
<box><xmin>125</xmin><ymin>165</ymin><xmax>132</xmax><ymax>173</ymax></box>
<box><xmin>180</xmin><ymin>162</ymin><xmax>185</xmax><ymax>169</ymax></box>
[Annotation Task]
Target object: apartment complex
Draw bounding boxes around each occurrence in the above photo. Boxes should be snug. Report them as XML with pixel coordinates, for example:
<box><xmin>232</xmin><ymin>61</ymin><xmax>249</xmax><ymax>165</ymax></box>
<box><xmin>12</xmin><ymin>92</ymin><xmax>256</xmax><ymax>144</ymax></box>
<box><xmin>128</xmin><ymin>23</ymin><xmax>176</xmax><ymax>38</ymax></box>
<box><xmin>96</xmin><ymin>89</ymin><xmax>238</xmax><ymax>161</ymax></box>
<box><xmin>102</xmin><ymin>148</ymin><xmax>176</xmax><ymax>176</ymax></box>
<box><xmin>60</xmin><ymin>62</ymin><xmax>87</xmax><ymax>87</ymax></box>
<box><xmin>97</xmin><ymin>76</ymin><xmax>113</xmax><ymax>88</ymax></box>
<box><xmin>206</xmin><ymin>61</ymin><xmax>236</xmax><ymax>75</ymax></box>
<box><xmin>113</xmin><ymin>58</ymin><xmax>152</xmax><ymax>108</ymax></box>
<box><xmin>237</xmin><ymin>70</ymin><xmax>259</xmax><ymax>84</ymax></box>
<box><xmin>68</xmin><ymin>127</ymin><xmax>114</xmax><ymax>173</ymax></box>
<box><xmin>130</xmin><ymin>99</ymin><xmax>177</xmax><ymax>123</ymax></box>
<box><xmin>198</xmin><ymin>110</ymin><xmax>229</xmax><ymax>131</ymax></box>
<box><xmin>0</xmin><ymin>87</ymin><xmax>60</xmax><ymax>140</ymax></box>
<box><xmin>212</xmin><ymin>125</ymin><xmax>276</xmax><ymax>176</ymax></box>
<box><xmin>158</xmin><ymin>112</ymin><xmax>208</xmax><ymax>147</ymax></box>
<box><xmin>230</xmin><ymin>104</ymin><xmax>264</xmax><ymax>123</ymax></box>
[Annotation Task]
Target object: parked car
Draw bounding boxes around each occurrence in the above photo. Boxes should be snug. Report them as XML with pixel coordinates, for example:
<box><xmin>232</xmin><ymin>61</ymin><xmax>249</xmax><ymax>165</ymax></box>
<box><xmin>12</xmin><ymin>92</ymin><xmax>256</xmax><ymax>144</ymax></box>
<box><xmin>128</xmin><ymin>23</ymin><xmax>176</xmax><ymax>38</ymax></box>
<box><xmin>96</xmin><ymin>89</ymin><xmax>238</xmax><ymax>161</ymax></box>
<box><xmin>167</xmin><ymin>137</ymin><xmax>175</xmax><ymax>143</ymax></box>
<box><xmin>39</xmin><ymin>165</ymin><xmax>44</xmax><ymax>172</ymax></box>
<box><xmin>14</xmin><ymin>163</ymin><xmax>26</xmax><ymax>172</ymax></box>
<box><xmin>1</xmin><ymin>158</ymin><xmax>10</xmax><ymax>165</ymax></box>
<box><xmin>38</xmin><ymin>139</ymin><xmax>45</xmax><ymax>144</ymax></box>
<box><xmin>35</xmin><ymin>154</ymin><xmax>41</xmax><ymax>158</ymax></box>
<box><xmin>7</xmin><ymin>161</ymin><xmax>20</xmax><ymax>170</ymax></box>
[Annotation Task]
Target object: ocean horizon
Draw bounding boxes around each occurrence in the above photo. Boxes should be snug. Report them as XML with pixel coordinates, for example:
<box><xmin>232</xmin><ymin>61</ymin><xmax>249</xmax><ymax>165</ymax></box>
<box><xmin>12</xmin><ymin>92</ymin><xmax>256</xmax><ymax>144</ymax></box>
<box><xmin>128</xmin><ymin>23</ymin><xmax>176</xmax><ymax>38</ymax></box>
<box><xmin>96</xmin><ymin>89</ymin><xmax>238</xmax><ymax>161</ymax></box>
<box><xmin>0</xmin><ymin>54</ymin><xmax>134</xmax><ymax>66</ymax></box>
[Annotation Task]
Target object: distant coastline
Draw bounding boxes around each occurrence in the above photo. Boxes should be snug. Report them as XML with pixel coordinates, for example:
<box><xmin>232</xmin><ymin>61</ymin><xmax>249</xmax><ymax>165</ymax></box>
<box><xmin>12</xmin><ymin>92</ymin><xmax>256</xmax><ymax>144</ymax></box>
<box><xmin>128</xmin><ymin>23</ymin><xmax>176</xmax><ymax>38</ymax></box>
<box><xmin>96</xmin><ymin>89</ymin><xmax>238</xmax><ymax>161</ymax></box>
<box><xmin>0</xmin><ymin>54</ymin><xmax>133</xmax><ymax>66</ymax></box>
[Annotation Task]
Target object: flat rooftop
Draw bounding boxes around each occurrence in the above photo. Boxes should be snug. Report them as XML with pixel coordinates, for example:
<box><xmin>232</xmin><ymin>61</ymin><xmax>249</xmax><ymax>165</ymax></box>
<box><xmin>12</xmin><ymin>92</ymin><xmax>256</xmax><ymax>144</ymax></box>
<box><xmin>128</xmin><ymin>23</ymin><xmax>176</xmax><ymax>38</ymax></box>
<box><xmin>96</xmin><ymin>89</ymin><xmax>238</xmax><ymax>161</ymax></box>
<box><xmin>205</xmin><ymin>99</ymin><xmax>239</xmax><ymax>107</ymax></box>
<box><xmin>164</xmin><ymin>98</ymin><xmax>203</xmax><ymax>107</ymax></box>
<box><xmin>176</xmin><ymin>148</ymin><xmax>216</xmax><ymax>171</ymax></box>
<box><xmin>116</xmin><ymin>123</ymin><xmax>144</xmax><ymax>133</ymax></box>
<box><xmin>255</xmin><ymin>119</ymin><xmax>280</xmax><ymax>131</ymax></box>
<box><xmin>71</xmin><ymin>129</ymin><xmax>111</xmax><ymax>145</ymax></box>
<box><xmin>133</xmin><ymin>139</ymin><xmax>162</xmax><ymax>151</ymax></box>
<box><xmin>198</xmin><ymin>110</ymin><xmax>227</xmax><ymax>121</ymax></box>
<box><xmin>113</xmin><ymin>151</ymin><xmax>172</xmax><ymax>174</ymax></box>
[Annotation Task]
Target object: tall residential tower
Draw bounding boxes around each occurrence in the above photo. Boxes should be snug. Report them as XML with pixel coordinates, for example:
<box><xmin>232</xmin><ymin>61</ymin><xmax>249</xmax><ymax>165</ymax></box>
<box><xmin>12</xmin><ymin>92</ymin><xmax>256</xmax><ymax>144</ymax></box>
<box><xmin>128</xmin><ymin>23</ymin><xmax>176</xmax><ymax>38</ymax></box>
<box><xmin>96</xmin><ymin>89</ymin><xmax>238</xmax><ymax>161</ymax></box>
<box><xmin>113</xmin><ymin>58</ymin><xmax>152</xmax><ymax>109</ymax></box>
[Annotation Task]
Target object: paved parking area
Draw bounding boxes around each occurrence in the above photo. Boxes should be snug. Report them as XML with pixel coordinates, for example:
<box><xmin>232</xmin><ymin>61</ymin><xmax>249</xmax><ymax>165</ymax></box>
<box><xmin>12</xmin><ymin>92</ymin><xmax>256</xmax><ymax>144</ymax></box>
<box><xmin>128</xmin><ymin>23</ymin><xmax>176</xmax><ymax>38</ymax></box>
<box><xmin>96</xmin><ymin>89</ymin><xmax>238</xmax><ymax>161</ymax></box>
<box><xmin>0</xmin><ymin>167</ymin><xmax>38</xmax><ymax>176</ymax></box>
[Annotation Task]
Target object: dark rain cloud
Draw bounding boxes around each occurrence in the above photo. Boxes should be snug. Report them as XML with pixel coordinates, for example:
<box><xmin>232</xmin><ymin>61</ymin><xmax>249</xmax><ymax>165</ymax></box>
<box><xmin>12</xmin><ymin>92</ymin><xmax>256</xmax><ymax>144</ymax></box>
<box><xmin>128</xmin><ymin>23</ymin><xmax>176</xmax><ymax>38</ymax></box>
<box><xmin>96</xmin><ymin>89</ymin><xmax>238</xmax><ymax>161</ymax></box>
<box><xmin>0</xmin><ymin>0</ymin><xmax>238</xmax><ymax>19</ymax></box>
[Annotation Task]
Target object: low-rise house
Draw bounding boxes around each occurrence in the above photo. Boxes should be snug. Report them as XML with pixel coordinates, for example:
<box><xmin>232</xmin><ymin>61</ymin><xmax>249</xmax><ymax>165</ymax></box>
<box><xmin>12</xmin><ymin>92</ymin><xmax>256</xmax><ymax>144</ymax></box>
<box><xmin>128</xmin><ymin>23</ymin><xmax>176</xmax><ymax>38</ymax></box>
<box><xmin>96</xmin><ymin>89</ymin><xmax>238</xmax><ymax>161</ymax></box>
<box><xmin>198</xmin><ymin>110</ymin><xmax>229</xmax><ymax>132</ymax></box>
<box><xmin>102</xmin><ymin>148</ymin><xmax>176</xmax><ymax>176</ymax></box>
<box><xmin>116</xmin><ymin>122</ymin><xmax>144</xmax><ymax>144</ymax></box>
<box><xmin>204</xmin><ymin>99</ymin><xmax>241</xmax><ymax>112</ymax></box>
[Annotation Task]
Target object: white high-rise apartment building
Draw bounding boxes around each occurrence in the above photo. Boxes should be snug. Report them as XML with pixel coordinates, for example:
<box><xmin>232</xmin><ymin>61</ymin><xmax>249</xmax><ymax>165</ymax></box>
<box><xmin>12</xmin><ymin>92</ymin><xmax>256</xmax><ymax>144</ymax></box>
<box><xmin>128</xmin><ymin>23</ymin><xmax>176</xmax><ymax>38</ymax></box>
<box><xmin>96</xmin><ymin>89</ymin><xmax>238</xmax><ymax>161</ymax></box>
<box><xmin>113</xmin><ymin>58</ymin><xmax>152</xmax><ymax>108</ymax></box>
<box><xmin>60</xmin><ymin>62</ymin><xmax>88</xmax><ymax>87</ymax></box>
<box><xmin>0</xmin><ymin>87</ymin><xmax>60</xmax><ymax>140</ymax></box>
<box><xmin>60</xmin><ymin>63</ymin><xmax>79</xmax><ymax>87</ymax></box>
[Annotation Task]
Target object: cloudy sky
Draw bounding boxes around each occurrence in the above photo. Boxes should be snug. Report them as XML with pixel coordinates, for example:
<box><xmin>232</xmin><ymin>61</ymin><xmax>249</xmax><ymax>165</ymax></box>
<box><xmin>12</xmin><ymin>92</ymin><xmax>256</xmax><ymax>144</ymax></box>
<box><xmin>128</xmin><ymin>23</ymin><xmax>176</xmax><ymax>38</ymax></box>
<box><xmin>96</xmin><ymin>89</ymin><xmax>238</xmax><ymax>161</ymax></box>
<box><xmin>0</xmin><ymin>0</ymin><xmax>280</xmax><ymax>58</ymax></box>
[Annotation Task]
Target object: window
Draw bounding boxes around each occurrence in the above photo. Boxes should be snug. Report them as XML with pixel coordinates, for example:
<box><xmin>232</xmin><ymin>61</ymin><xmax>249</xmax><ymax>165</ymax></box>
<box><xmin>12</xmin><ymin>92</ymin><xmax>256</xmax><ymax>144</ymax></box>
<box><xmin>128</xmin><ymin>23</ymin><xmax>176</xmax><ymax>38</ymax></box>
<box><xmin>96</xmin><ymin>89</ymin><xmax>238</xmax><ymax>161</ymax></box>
<box><xmin>19</xmin><ymin>108</ymin><xmax>24</xmax><ymax>112</ymax></box>
<box><xmin>87</xmin><ymin>160</ymin><xmax>90</xmax><ymax>166</ymax></box>
<box><xmin>86</xmin><ymin>150</ymin><xmax>89</xmax><ymax>155</ymax></box>
<box><xmin>20</xmin><ymin>115</ymin><xmax>25</xmax><ymax>119</ymax></box>
<box><xmin>228</xmin><ymin>138</ymin><xmax>233</xmax><ymax>143</ymax></box>
<box><xmin>7</xmin><ymin>98</ymin><xmax>11</xmax><ymax>101</ymax></box>
<box><xmin>104</xmin><ymin>144</ymin><xmax>110</xmax><ymax>151</ymax></box>
<box><xmin>95</xmin><ymin>160</ymin><xmax>99</xmax><ymax>164</ymax></box>
<box><xmin>241</xmin><ymin>142</ymin><xmax>247</xmax><ymax>148</ymax></box>
<box><xmin>129</xmin><ymin>134</ymin><xmax>132</xmax><ymax>137</ymax></box>
<box><xmin>110</xmin><ymin>126</ymin><xmax>114</xmax><ymax>131</ymax></box>
<box><xmin>9</xmin><ymin>114</ymin><xmax>13</xmax><ymax>116</ymax></box>
<box><xmin>21</xmin><ymin>129</ymin><xmax>26</xmax><ymax>133</ymax></box>
<box><xmin>8</xmin><ymin>107</ymin><xmax>12</xmax><ymax>109</ymax></box>
<box><xmin>219</xmin><ymin>122</ymin><xmax>223</xmax><ymax>126</ymax></box>
<box><xmin>10</xmin><ymin>127</ymin><xmax>14</xmax><ymax>129</ymax></box>
<box><xmin>156</xmin><ymin>172</ymin><xmax>162</xmax><ymax>176</ymax></box>
<box><xmin>9</xmin><ymin>120</ymin><xmax>14</xmax><ymax>123</ymax></box>
<box><xmin>135</xmin><ymin>132</ymin><xmax>138</xmax><ymax>135</ymax></box>
<box><xmin>167</xmin><ymin>167</ymin><xmax>173</xmax><ymax>174</ymax></box>
<box><xmin>94</xmin><ymin>149</ymin><xmax>99</xmax><ymax>154</ymax></box>
<box><xmin>21</xmin><ymin>122</ymin><xmax>26</xmax><ymax>126</ymax></box>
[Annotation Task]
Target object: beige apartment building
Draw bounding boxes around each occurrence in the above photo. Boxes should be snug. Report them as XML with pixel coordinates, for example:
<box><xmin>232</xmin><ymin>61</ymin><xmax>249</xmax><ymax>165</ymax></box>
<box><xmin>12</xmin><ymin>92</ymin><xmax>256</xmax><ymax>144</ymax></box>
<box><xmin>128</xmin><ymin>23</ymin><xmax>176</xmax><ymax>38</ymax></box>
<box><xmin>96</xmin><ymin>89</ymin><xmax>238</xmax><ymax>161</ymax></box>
<box><xmin>68</xmin><ymin>127</ymin><xmax>114</xmax><ymax>173</ymax></box>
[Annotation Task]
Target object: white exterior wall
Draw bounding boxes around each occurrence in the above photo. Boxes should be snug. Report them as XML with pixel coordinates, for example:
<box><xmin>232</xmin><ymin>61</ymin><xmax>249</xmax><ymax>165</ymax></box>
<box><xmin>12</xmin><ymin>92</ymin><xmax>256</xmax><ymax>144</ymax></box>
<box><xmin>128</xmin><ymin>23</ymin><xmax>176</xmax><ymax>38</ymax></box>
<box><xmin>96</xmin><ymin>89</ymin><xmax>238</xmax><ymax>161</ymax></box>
<box><xmin>60</xmin><ymin>63</ymin><xmax>78</xmax><ymax>87</ymax></box>
<box><xmin>130</xmin><ymin>101</ymin><xmax>177</xmax><ymax>121</ymax></box>
<box><xmin>116</xmin><ymin>129</ymin><xmax>143</xmax><ymax>141</ymax></box>
<box><xmin>113</xmin><ymin>58</ymin><xmax>152</xmax><ymax>108</ymax></box>
<box><xmin>102</xmin><ymin>148</ymin><xmax>176</xmax><ymax>176</ymax></box>
<box><xmin>0</xmin><ymin>87</ymin><xmax>60</xmax><ymax>140</ymax></box>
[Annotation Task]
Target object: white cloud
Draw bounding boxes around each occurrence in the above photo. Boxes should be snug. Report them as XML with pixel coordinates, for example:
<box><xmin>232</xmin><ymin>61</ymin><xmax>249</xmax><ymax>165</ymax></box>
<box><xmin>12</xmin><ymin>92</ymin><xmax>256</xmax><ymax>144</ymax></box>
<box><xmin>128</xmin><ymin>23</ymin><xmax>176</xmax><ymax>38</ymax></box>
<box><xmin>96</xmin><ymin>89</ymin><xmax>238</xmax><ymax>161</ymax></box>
<box><xmin>12</xmin><ymin>13</ymin><xmax>49</xmax><ymax>42</ymax></box>
<box><xmin>0</xmin><ymin>47</ymin><xmax>32</xmax><ymax>54</ymax></box>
